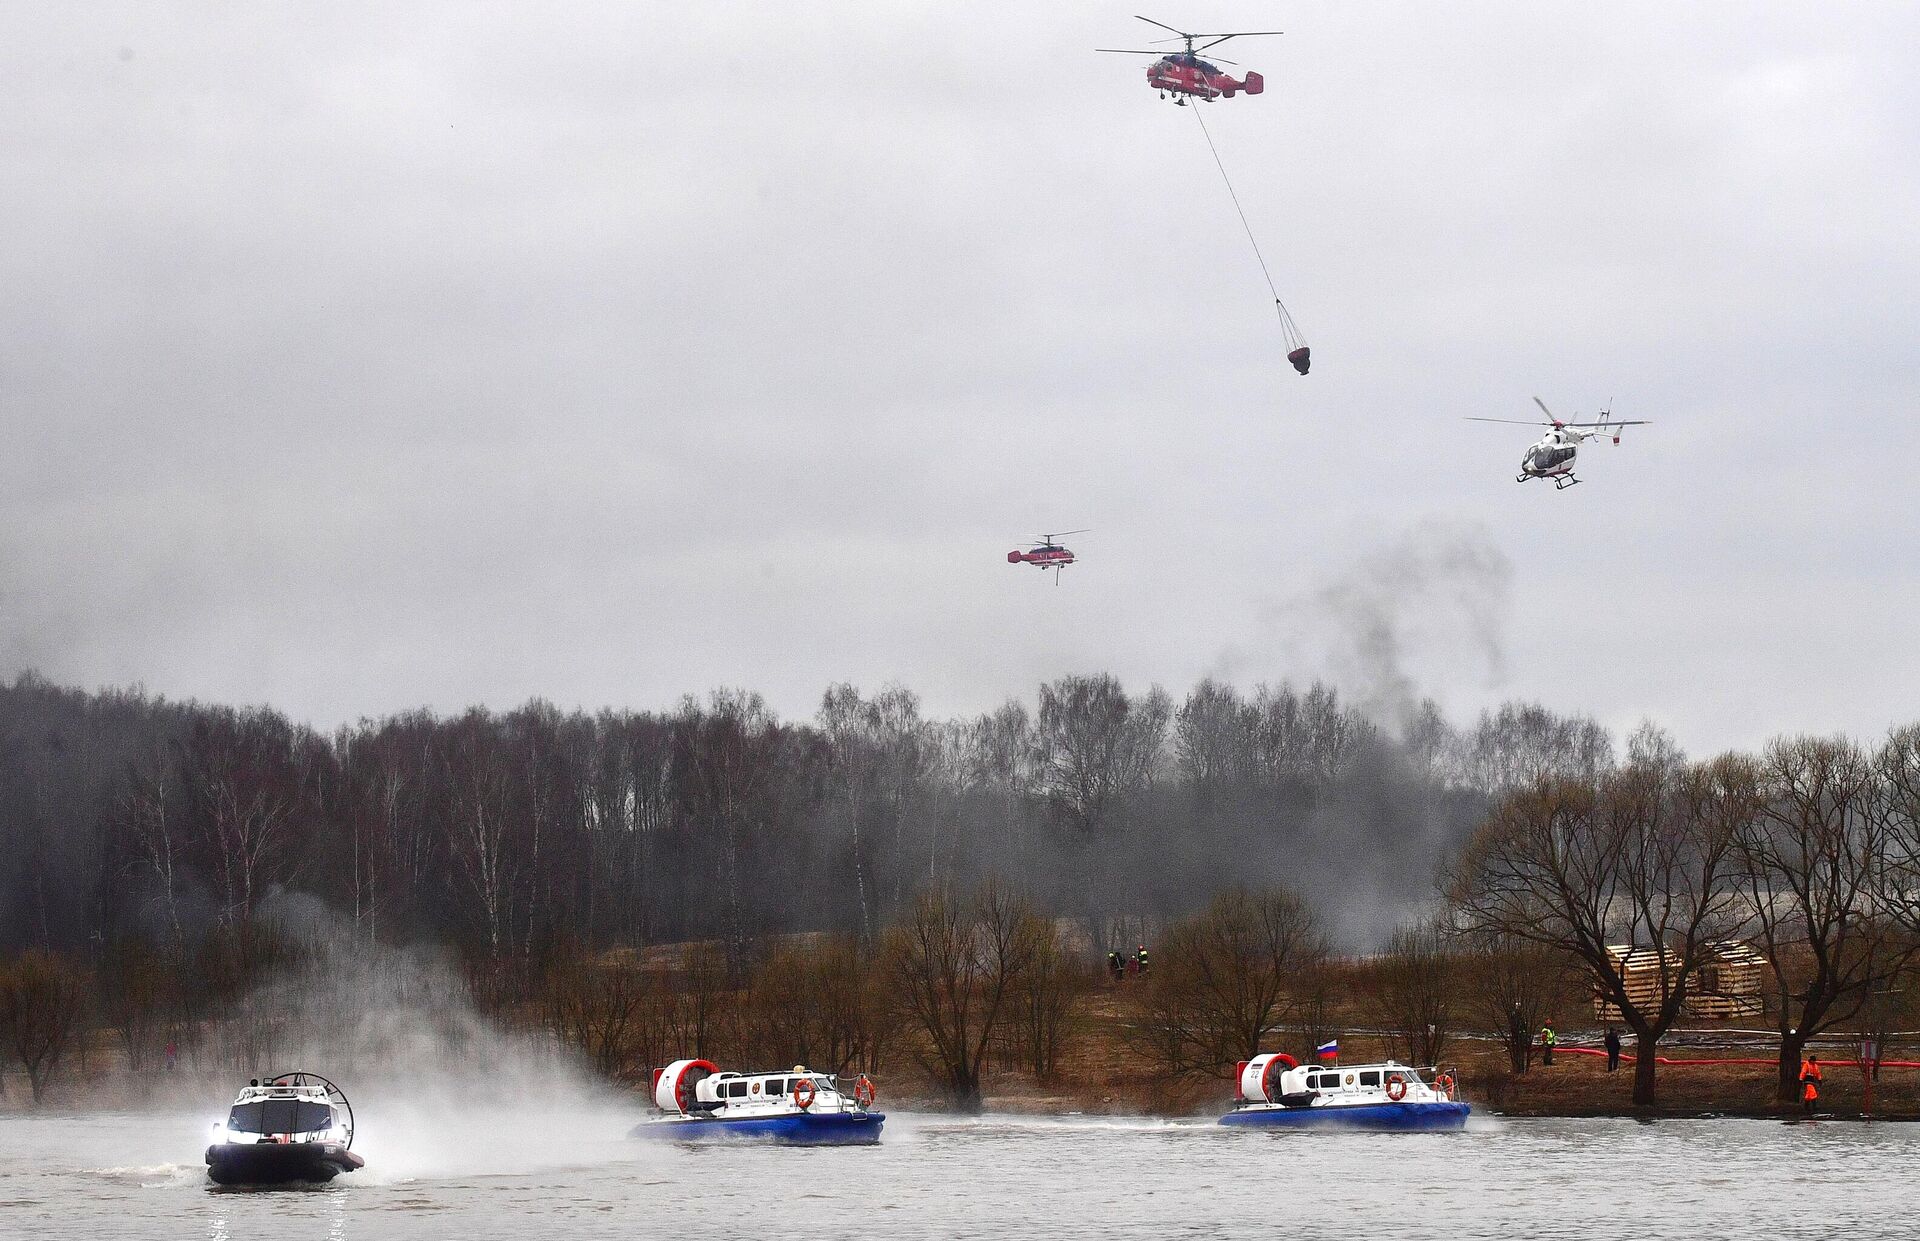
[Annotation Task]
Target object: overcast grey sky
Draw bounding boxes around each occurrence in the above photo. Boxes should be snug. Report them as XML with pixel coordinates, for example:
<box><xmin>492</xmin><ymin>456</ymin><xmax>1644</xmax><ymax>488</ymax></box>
<box><xmin>2</xmin><ymin>2</ymin><xmax>1915</xmax><ymax>754</ymax></box>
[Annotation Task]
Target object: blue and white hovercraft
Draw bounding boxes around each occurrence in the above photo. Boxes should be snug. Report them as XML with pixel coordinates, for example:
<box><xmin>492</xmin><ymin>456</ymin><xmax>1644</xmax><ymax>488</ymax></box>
<box><xmin>1219</xmin><ymin>1053</ymin><xmax>1470</xmax><ymax>1132</ymax></box>
<box><xmin>631</xmin><ymin>1059</ymin><xmax>884</xmax><ymax>1145</ymax></box>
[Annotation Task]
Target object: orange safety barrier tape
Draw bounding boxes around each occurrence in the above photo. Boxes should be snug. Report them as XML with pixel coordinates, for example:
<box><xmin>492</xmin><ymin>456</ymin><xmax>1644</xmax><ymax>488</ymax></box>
<box><xmin>1556</xmin><ymin>1046</ymin><xmax>1920</xmax><ymax>1069</ymax></box>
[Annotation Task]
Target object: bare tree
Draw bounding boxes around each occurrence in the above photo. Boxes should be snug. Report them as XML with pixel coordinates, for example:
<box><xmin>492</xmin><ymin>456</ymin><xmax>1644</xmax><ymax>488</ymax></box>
<box><xmin>1459</xmin><ymin>931</ymin><xmax>1574</xmax><ymax>1073</ymax></box>
<box><xmin>544</xmin><ymin>946</ymin><xmax>649</xmax><ymax>1082</ymax></box>
<box><xmin>746</xmin><ymin>935</ymin><xmax>891</xmax><ymax>1076</ymax></box>
<box><xmin>1005</xmin><ymin>919</ymin><xmax>1093</xmax><ymax>1081</ymax></box>
<box><xmin>1174</xmin><ymin>680</ymin><xmax>1252</xmax><ymax>803</ymax></box>
<box><xmin>1456</xmin><ymin>703</ymin><xmax>1614</xmax><ymax>796</ymax></box>
<box><xmin>1447</xmin><ymin>761</ymin><xmax>1746</xmax><ymax>1105</ymax></box>
<box><xmin>884</xmin><ymin>881</ymin><xmax>1036</xmax><ymax>1111</ymax></box>
<box><xmin>0</xmin><ymin>949</ymin><xmax>89</xmax><ymax>1102</ymax></box>
<box><xmin>116</xmin><ymin>746</ymin><xmax>188</xmax><ymax>948</ymax></box>
<box><xmin>1033</xmin><ymin>675</ymin><xmax>1170</xmax><ymax>926</ymax></box>
<box><xmin>1876</xmin><ymin>723</ymin><xmax>1920</xmax><ymax>934</ymax></box>
<box><xmin>1737</xmin><ymin>738</ymin><xmax>1914</xmax><ymax>1105</ymax></box>
<box><xmin>1128</xmin><ymin>886</ymin><xmax>1326</xmax><ymax>1080</ymax></box>
<box><xmin>582</xmin><ymin>711</ymin><xmax>674</xmax><ymax>947</ymax></box>
<box><xmin>1033</xmin><ymin>675</ymin><xmax>1170</xmax><ymax>841</ymax></box>
<box><xmin>182</xmin><ymin>708</ymin><xmax>320</xmax><ymax>925</ymax></box>
<box><xmin>672</xmin><ymin>690</ymin><xmax>818</xmax><ymax>972</ymax></box>
<box><xmin>1365</xmin><ymin>920</ymin><xmax>1459</xmax><ymax>1066</ymax></box>
<box><xmin>440</xmin><ymin>709</ymin><xmax>524</xmax><ymax>961</ymax></box>
<box><xmin>819</xmin><ymin>684</ymin><xmax>935</xmax><ymax>942</ymax></box>
<box><xmin>1401</xmin><ymin>699</ymin><xmax>1457</xmax><ymax>785</ymax></box>
<box><xmin>96</xmin><ymin>936</ymin><xmax>171</xmax><ymax>1073</ymax></box>
<box><xmin>666</xmin><ymin>942</ymin><xmax>731</xmax><ymax>1059</ymax></box>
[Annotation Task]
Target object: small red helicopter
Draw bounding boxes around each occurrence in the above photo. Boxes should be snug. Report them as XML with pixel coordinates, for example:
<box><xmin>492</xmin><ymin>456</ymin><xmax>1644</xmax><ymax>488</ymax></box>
<box><xmin>1007</xmin><ymin>531</ymin><xmax>1087</xmax><ymax>583</ymax></box>
<box><xmin>1098</xmin><ymin>16</ymin><xmax>1282</xmax><ymax>104</ymax></box>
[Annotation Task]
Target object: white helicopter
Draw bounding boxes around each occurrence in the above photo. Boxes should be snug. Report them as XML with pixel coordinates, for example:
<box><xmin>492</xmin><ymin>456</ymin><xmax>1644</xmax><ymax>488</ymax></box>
<box><xmin>1466</xmin><ymin>398</ymin><xmax>1650</xmax><ymax>490</ymax></box>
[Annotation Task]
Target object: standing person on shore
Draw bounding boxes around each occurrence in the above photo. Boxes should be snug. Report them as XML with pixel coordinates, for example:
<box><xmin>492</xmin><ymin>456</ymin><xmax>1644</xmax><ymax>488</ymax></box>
<box><xmin>1136</xmin><ymin>944</ymin><xmax>1150</xmax><ymax>977</ymax></box>
<box><xmin>1800</xmin><ymin>1054</ymin><xmax>1823</xmax><ymax>1114</ymax></box>
<box><xmin>1540</xmin><ymin>1020</ymin><xmax>1557</xmax><ymax>1066</ymax></box>
<box><xmin>1107</xmin><ymin>951</ymin><xmax>1124</xmax><ymax>984</ymax></box>
<box><xmin>1604</xmin><ymin>1026</ymin><xmax>1622</xmax><ymax>1073</ymax></box>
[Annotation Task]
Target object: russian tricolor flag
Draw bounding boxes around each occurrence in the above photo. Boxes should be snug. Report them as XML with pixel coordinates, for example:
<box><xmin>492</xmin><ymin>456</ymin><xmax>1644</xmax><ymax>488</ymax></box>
<box><xmin>1316</xmin><ymin>1040</ymin><xmax>1339</xmax><ymax>1060</ymax></box>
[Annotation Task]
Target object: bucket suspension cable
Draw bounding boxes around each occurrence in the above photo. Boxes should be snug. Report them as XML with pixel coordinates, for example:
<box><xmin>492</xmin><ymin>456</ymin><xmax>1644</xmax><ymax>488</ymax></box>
<box><xmin>1192</xmin><ymin>105</ymin><xmax>1310</xmax><ymax>373</ymax></box>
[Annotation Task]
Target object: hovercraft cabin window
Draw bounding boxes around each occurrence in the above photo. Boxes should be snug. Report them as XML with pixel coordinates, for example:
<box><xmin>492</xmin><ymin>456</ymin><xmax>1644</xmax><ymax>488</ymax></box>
<box><xmin>765</xmin><ymin>1078</ymin><xmax>785</xmax><ymax>1096</ymax></box>
<box><xmin>1358</xmin><ymin>1071</ymin><xmax>1381</xmax><ymax>1088</ymax></box>
<box><xmin>726</xmin><ymin>1081</ymin><xmax>748</xmax><ymax>1099</ymax></box>
<box><xmin>228</xmin><ymin>1100</ymin><xmax>333</xmax><ymax>1134</ymax></box>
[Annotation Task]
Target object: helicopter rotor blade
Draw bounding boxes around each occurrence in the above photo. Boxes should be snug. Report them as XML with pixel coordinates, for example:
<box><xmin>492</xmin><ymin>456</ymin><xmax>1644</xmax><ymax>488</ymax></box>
<box><xmin>1197</xmin><ymin>33</ymin><xmax>1281</xmax><ymax>50</ymax></box>
<box><xmin>1464</xmin><ymin>417</ymin><xmax>1550</xmax><ymax>426</ymax></box>
<box><xmin>1137</xmin><ymin>40</ymin><xmax>1240</xmax><ymax>63</ymax></box>
<box><xmin>1096</xmin><ymin>48</ymin><xmax>1168</xmax><ymax>54</ymax></box>
<box><xmin>1134</xmin><ymin>15</ymin><xmax>1191</xmax><ymax>37</ymax></box>
<box><xmin>1532</xmin><ymin>396</ymin><xmax>1556</xmax><ymax>420</ymax></box>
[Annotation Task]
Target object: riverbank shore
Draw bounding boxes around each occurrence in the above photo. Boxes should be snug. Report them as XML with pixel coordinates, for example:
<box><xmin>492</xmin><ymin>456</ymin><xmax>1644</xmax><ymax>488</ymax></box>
<box><xmin>957</xmin><ymin>987</ymin><xmax>1920</xmax><ymax>1122</ymax></box>
<box><xmin>10</xmin><ymin>980</ymin><xmax>1915</xmax><ymax>1124</ymax></box>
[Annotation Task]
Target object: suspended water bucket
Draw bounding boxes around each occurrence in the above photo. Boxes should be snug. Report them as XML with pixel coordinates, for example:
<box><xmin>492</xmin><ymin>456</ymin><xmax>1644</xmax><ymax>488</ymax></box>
<box><xmin>1286</xmin><ymin>346</ymin><xmax>1311</xmax><ymax>375</ymax></box>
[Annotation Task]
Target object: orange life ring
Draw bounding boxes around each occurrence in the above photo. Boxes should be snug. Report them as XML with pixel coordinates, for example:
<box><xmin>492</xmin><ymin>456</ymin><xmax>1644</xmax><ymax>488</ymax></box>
<box><xmin>1386</xmin><ymin>1073</ymin><xmax>1408</xmax><ymax>1102</ymax></box>
<box><xmin>793</xmin><ymin>1077</ymin><xmax>816</xmax><ymax>1110</ymax></box>
<box><xmin>1434</xmin><ymin>1072</ymin><xmax>1455</xmax><ymax>1100</ymax></box>
<box><xmin>854</xmin><ymin>1075</ymin><xmax>876</xmax><ymax>1107</ymax></box>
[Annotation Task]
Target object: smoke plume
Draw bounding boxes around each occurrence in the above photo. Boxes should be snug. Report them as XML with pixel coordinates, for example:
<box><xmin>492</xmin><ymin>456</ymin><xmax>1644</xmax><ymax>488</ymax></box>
<box><xmin>1265</xmin><ymin>523</ymin><xmax>1512</xmax><ymax>734</ymax></box>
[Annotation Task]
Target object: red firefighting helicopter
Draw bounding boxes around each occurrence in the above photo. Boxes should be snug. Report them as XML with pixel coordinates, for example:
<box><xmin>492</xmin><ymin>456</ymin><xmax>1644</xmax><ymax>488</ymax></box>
<box><xmin>1098</xmin><ymin>16</ymin><xmax>1282</xmax><ymax>104</ymax></box>
<box><xmin>1099</xmin><ymin>16</ymin><xmax>1309</xmax><ymax>376</ymax></box>
<box><xmin>1007</xmin><ymin>531</ymin><xmax>1087</xmax><ymax>584</ymax></box>
<box><xmin>1466</xmin><ymin>398</ymin><xmax>1651</xmax><ymax>490</ymax></box>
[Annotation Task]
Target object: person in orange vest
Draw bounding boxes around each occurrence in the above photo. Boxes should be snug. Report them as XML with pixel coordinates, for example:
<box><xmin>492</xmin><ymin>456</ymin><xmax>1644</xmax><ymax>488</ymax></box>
<box><xmin>1800</xmin><ymin>1054</ymin><xmax>1823</xmax><ymax>1114</ymax></box>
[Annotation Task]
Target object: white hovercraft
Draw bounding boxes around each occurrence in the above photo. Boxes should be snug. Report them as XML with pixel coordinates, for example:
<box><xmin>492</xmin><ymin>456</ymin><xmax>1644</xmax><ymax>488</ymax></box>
<box><xmin>1220</xmin><ymin>1053</ymin><xmax>1469</xmax><ymax>1131</ymax></box>
<box><xmin>205</xmin><ymin>1072</ymin><xmax>365</xmax><ymax>1185</ymax></box>
<box><xmin>631</xmin><ymin>1059</ymin><xmax>884</xmax><ymax>1145</ymax></box>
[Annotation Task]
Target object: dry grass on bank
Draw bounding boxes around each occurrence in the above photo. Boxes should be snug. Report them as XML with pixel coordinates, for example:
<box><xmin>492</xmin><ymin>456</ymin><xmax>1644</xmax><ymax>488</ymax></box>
<box><xmin>16</xmin><ymin>966</ymin><xmax>1920</xmax><ymax>1122</ymax></box>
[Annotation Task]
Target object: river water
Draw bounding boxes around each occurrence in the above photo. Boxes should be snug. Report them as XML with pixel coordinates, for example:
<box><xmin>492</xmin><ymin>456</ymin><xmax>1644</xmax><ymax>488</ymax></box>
<box><xmin>0</xmin><ymin>1106</ymin><xmax>1908</xmax><ymax>1240</ymax></box>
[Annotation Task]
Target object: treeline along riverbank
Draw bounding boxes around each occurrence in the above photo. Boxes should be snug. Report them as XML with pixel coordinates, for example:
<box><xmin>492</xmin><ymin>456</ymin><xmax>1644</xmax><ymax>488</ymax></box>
<box><xmin>4</xmin><ymin>673</ymin><xmax>1920</xmax><ymax>1118</ymax></box>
